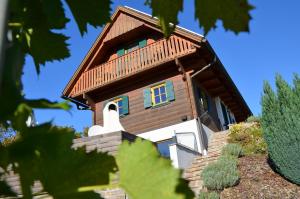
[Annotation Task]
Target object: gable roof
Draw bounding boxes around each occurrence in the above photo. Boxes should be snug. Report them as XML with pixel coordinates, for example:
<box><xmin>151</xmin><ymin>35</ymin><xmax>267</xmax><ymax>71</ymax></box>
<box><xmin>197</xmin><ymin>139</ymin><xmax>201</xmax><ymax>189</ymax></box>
<box><xmin>62</xmin><ymin>6</ymin><xmax>205</xmax><ymax>97</ymax></box>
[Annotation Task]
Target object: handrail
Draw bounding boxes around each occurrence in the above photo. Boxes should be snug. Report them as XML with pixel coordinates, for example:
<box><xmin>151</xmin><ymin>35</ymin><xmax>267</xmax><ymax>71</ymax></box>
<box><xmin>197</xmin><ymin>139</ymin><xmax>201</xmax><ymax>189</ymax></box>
<box><xmin>71</xmin><ymin>35</ymin><xmax>196</xmax><ymax>97</ymax></box>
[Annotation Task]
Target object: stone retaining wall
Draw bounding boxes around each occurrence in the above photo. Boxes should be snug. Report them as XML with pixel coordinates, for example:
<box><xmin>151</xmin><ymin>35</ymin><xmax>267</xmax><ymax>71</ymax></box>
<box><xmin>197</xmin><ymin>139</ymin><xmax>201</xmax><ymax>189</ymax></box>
<box><xmin>2</xmin><ymin>131</ymin><xmax>136</xmax><ymax>199</ymax></box>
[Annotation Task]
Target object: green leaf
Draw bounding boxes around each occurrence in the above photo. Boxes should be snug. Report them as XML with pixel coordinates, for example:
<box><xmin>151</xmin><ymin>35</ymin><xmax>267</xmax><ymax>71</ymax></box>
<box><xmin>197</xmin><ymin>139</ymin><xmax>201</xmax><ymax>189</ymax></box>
<box><xmin>8</xmin><ymin>124</ymin><xmax>117</xmax><ymax>198</ymax></box>
<box><xmin>28</xmin><ymin>30</ymin><xmax>70</xmax><ymax>74</ymax></box>
<box><xmin>116</xmin><ymin>138</ymin><xmax>194</xmax><ymax>199</ymax></box>
<box><xmin>194</xmin><ymin>0</ymin><xmax>254</xmax><ymax>35</ymax></box>
<box><xmin>65</xmin><ymin>0</ymin><xmax>112</xmax><ymax>35</ymax></box>
<box><xmin>25</xmin><ymin>99</ymin><xmax>71</xmax><ymax>110</ymax></box>
<box><xmin>41</xmin><ymin>0</ymin><xmax>69</xmax><ymax>29</ymax></box>
<box><xmin>146</xmin><ymin>0</ymin><xmax>183</xmax><ymax>37</ymax></box>
<box><xmin>12</xmin><ymin>103</ymin><xmax>32</xmax><ymax>131</ymax></box>
<box><xmin>0</xmin><ymin>42</ymin><xmax>24</xmax><ymax>124</ymax></box>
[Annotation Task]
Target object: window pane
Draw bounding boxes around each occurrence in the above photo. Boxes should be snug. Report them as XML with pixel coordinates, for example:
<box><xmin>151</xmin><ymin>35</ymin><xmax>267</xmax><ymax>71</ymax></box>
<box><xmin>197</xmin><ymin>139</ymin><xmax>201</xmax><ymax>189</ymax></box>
<box><xmin>161</xmin><ymin>94</ymin><xmax>167</xmax><ymax>102</ymax></box>
<box><xmin>127</xmin><ymin>45</ymin><xmax>139</xmax><ymax>52</ymax></box>
<box><xmin>160</xmin><ymin>86</ymin><xmax>166</xmax><ymax>94</ymax></box>
<box><xmin>118</xmin><ymin>100</ymin><xmax>122</xmax><ymax>106</ymax></box>
<box><xmin>154</xmin><ymin>88</ymin><xmax>159</xmax><ymax>96</ymax></box>
<box><xmin>157</xmin><ymin>140</ymin><xmax>174</xmax><ymax>158</ymax></box>
<box><xmin>155</xmin><ymin>96</ymin><xmax>161</xmax><ymax>104</ymax></box>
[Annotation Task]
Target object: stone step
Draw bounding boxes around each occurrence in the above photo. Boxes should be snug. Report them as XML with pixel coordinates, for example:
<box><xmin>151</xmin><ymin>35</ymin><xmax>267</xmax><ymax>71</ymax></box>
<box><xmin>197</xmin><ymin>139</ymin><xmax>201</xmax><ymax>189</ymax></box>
<box><xmin>183</xmin><ymin>130</ymin><xmax>229</xmax><ymax>196</ymax></box>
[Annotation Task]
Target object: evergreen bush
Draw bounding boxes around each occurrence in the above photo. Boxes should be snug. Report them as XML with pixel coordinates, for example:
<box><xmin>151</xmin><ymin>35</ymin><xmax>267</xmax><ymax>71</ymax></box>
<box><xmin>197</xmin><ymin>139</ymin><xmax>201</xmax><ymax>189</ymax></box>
<box><xmin>261</xmin><ymin>74</ymin><xmax>300</xmax><ymax>185</ymax></box>
<box><xmin>201</xmin><ymin>155</ymin><xmax>239</xmax><ymax>190</ymax></box>
<box><xmin>221</xmin><ymin>143</ymin><xmax>244</xmax><ymax>158</ymax></box>
<box><xmin>198</xmin><ymin>191</ymin><xmax>219</xmax><ymax>199</ymax></box>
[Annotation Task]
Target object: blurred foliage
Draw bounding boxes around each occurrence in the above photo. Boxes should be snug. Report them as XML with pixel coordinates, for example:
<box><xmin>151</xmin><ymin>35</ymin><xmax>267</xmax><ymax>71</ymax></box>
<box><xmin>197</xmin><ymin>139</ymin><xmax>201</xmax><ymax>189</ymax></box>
<box><xmin>116</xmin><ymin>138</ymin><xmax>194</xmax><ymax>199</ymax></box>
<box><xmin>262</xmin><ymin>74</ymin><xmax>300</xmax><ymax>185</ymax></box>
<box><xmin>0</xmin><ymin>0</ymin><xmax>254</xmax><ymax>198</ymax></box>
<box><xmin>228</xmin><ymin>123</ymin><xmax>267</xmax><ymax>155</ymax></box>
<box><xmin>83</xmin><ymin>127</ymin><xmax>89</xmax><ymax>137</ymax></box>
<box><xmin>194</xmin><ymin>0</ymin><xmax>253</xmax><ymax>35</ymax></box>
<box><xmin>146</xmin><ymin>0</ymin><xmax>253</xmax><ymax>36</ymax></box>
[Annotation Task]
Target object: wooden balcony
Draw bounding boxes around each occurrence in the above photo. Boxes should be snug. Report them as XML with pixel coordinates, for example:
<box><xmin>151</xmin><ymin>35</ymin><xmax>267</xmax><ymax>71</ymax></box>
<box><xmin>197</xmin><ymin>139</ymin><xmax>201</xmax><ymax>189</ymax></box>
<box><xmin>71</xmin><ymin>35</ymin><xmax>197</xmax><ymax>97</ymax></box>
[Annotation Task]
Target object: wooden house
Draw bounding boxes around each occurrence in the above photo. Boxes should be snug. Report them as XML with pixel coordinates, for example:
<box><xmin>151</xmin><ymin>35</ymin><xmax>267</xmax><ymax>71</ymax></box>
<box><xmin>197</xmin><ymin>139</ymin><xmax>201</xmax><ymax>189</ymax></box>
<box><xmin>62</xmin><ymin>6</ymin><xmax>251</xmax><ymax>167</ymax></box>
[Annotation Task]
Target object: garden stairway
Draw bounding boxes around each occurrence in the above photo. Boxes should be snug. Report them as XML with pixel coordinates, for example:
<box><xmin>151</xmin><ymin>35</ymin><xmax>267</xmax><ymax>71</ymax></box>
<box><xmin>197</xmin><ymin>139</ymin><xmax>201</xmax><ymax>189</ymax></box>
<box><xmin>183</xmin><ymin>130</ymin><xmax>229</xmax><ymax>195</ymax></box>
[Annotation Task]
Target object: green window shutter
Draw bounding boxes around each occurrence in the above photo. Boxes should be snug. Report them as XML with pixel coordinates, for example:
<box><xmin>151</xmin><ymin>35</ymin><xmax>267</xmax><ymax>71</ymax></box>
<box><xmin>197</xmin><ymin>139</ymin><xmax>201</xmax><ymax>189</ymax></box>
<box><xmin>139</xmin><ymin>39</ymin><xmax>147</xmax><ymax>48</ymax></box>
<box><xmin>122</xmin><ymin>95</ymin><xmax>129</xmax><ymax>115</ymax></box>
<box><xmin>166</xmin><ymin>80</ymin><xmax>175</xmax><ymax>101</ymax></box>
<box><xmin>143</xmin><ymin>88</ymin><xmax>152</xmax><ymax>108</ymax></box>
<box><xmin>117</xmin><ymin>48</ymin><xmax>125</xmax><ymax>57</ymax></box>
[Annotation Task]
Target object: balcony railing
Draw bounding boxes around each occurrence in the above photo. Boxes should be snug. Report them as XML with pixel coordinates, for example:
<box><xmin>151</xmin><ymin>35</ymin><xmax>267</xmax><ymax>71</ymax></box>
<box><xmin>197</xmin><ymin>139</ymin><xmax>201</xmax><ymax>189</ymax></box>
<box><xmin>71</xmin><ymin>35</ymin><xmax>197</xmax><ymax>97</ymax></box>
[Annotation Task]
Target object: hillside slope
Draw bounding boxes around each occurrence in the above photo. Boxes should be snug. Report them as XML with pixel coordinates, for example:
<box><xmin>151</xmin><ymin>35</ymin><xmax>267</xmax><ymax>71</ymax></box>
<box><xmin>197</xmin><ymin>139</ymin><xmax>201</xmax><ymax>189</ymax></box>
<box><xmin>221</xmin><ymin>155</ymin><xmax>300</xmax><ymax>199</ymax></box>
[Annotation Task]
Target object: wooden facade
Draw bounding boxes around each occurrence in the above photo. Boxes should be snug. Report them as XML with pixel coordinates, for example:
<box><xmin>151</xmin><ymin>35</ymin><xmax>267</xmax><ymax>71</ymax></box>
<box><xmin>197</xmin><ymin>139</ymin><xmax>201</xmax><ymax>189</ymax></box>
<box><xmin>94</xmin><ymin>68</ymin><xmax>193</xmax><ymax>134</ymax></box>
<box><xmin>62</xmin><ymin>6</ymin><xmax>252</xmax><ymax>135</ymax></box>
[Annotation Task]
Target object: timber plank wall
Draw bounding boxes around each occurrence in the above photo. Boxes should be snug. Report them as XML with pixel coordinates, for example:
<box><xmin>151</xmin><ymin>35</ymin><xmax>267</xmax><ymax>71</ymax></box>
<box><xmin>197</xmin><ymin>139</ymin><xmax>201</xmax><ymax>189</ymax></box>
<box><xmin>94</xmin><ymin>65</ymin><xmax>194</xmax><ymax>134</ymax></box>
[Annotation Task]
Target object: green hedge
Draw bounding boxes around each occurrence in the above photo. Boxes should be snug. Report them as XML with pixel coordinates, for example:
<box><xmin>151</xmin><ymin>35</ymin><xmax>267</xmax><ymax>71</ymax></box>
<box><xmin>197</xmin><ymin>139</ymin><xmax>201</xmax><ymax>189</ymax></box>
<box><xmin>262</xmin><ymin>74</ymin><xmax>300</xmax><ymax>185</ymax></box>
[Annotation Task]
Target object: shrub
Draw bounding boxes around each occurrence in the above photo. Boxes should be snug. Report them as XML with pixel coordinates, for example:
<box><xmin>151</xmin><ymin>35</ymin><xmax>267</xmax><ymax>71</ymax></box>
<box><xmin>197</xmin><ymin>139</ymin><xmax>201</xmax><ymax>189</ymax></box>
<box><xmin>201</xmin><ymin>155</ymin><xmax>239</xmax><ymax>190</ymax></box>
<box><xmin>246</xmin><ymin>115</ymin><xmax>261</xmax><ymax>123</ymax></box>
<box><xmin>221</xmin><ymin>143</ymin><xmax>244</xmax><ymax>158</ymax></box>
<box><xmin>198</xmin><ymin>191</ymin><xmax>219</xmax><ymax>199</ymax></box>
<box><xmin>228</xmin><ymin>123</ymin><xmax>267</xmax><ymax>155</ymax></box>
<box><xmin>261</xmin><ymin>74</ymin><xmax>300</xmax><ymax>185</ymax></box>
<box><xmin>218</xmin><ymin>154</ymin><xmax>238</xmax><ymax>165</ymax></box>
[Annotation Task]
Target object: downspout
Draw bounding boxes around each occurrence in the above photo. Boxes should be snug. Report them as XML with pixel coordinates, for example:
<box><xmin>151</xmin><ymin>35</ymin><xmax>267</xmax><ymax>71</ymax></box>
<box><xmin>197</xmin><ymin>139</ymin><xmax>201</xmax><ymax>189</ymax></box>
<box><xmin>61</xmin><ymin>95</ymin><xmax>90</xmax><ymax>110</ymax></box>
<box><xmin>190</xmin><ymin>56</ymin><xmax>217</xmax><ymax>156</ymax></box>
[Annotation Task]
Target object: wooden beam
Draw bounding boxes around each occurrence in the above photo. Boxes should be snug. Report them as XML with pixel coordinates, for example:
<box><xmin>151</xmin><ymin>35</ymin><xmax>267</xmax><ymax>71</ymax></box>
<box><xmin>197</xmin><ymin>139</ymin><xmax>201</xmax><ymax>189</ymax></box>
<box><xmin>175</xmin><ymin>58</ymin><xmax>197</xmax><ymax>118</ymax></box>
<box><xmin>175</xmin><ymin>58</ymin><xmax>187</xmax><ymax>81</ymax></box>
<box><xmin>208</xmin><ymin>86</ymin><xmax>227</xmax><ymax>96</ymax></box>
<box><xmin>201</xmin><ymin>78</ymin><xmax>222</xmax><ymax>89</ymax></box>
<box><xmin>83</xmin><ymin>93</ymin><xmax>95</xmax><ymax>109</ymax></box>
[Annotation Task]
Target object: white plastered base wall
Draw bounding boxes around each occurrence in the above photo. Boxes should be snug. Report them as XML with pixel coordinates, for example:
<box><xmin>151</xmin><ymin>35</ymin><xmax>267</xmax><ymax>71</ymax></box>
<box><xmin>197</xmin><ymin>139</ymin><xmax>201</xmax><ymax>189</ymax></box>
<box><xmin>137</xmin><ymin>119</ymin><xmax>215</xmax><ymax>168</ymax></box>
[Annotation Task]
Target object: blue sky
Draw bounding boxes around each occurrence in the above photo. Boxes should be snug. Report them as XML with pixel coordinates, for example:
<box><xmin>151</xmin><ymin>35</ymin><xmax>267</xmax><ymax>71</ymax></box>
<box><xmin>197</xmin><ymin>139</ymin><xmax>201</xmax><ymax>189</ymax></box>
<box><xmin>22</xmin><ymin>0</ymin><xmax>300</xmax><ymax>132</ymax></box>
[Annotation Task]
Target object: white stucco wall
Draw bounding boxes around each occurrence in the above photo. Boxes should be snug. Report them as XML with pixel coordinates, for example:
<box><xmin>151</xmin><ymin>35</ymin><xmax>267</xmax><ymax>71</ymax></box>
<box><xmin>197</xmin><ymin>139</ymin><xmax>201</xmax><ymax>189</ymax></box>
<box><xmin>169</xmin><ymin>144</ymin><xmax>179</xmax><ymax>168</ymax></box>
<box><xmin>138</xmin><ymin>120</ymin><xmax>216</xmax><ymax>168</ymax></box>
<box><xmin>137</xmin><ymin>119</ymin><xmax>203</xmax><ymax>153</ymax></box>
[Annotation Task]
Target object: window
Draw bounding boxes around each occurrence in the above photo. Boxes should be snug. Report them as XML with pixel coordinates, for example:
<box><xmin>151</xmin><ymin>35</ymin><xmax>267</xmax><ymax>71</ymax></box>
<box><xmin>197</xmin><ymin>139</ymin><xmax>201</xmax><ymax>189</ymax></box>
<box><xmin>151</xmin><ymin>83</ymin><xmax>167</xmax><ymax>106</ymax></box>
<box><xmin>197</xmin><ymin>87</ymin><xmax>210</xmax><ymax>112</ymax></box>
<box><xmin>143</xmin><ymin>80</ymin><xmax>175</xmax><ymax>108</ymax></box>
<box><xmin>103</xmin><ymin>95</ymin><xmax>129</xmax><ymax>116</ymax></box>
<box><xmin>221</xmin><ymin>102</ymin><xmax>229</xmax><ymax>127</ymax></box>
<box><xmin>116</xmin><ymin>39</ymin><xmax>147</xmax><ymax>57</ymax></box>
<box><xmin>156</xmin><ymin>139</ymin><xmax>174</xmax><ymax>158</ymax></box>
<box><xmin>113</xmin><ymin>98</ymin><xmax>124</xmax><ymax>115</ymax></box>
